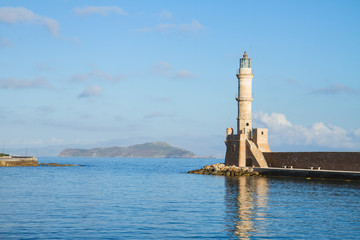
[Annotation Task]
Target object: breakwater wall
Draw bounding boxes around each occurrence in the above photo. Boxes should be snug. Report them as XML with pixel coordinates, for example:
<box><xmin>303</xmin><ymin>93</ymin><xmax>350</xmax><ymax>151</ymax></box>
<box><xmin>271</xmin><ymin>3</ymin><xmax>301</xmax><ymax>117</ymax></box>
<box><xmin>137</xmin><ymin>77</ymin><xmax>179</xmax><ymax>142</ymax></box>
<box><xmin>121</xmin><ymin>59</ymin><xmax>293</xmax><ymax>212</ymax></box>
<box><xmin>254</xmin><ymin>167</ymin><xmax>360</xmax><ymax>180</ymax></box>
<box><xmin>263</xmin><ymin>152</ymin><xmax>360</xmax><ymax>171</ymax></box>
<box><xmin>0</xmin><ymin>156</ymin><xmax>38</xmax><ymax>167</ymax></box>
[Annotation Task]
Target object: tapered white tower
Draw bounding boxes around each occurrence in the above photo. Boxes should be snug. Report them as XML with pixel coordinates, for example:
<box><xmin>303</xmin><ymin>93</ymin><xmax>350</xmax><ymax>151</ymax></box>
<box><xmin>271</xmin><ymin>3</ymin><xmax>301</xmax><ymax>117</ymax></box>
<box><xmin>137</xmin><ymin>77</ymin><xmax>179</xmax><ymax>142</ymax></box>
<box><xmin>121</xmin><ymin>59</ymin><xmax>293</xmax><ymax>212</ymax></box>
<box><xmin>225</xmin><ymin>51</ymin><xmax>270</xmax><ymax>167</ymax></box>
<box><xmin>236</xmin><ymin>51</ymin><xmax>253</xmax><ymax>138</ymax></box>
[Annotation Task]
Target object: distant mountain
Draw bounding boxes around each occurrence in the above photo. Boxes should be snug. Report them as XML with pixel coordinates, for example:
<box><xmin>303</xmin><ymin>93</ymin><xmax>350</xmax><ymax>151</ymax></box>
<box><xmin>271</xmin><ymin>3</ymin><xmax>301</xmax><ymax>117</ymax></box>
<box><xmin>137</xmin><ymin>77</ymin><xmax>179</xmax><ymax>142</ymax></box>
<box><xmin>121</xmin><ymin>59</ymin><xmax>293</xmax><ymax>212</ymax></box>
<box><xmin>59</xmin><ymin>142</ymin><xmax>197</xmax><ymax>158</ymax></box>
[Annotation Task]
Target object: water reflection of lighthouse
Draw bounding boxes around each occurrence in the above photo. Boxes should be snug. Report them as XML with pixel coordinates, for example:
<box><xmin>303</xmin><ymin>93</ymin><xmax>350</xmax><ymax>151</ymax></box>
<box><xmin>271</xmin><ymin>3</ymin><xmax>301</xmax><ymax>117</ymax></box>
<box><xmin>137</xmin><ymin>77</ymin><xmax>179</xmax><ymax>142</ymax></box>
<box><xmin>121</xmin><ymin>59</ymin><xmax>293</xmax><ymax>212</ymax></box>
<box><xmin>224</xmin><ymin>176</ymin><xmax>269</xmax><ymax>239</ymax></box>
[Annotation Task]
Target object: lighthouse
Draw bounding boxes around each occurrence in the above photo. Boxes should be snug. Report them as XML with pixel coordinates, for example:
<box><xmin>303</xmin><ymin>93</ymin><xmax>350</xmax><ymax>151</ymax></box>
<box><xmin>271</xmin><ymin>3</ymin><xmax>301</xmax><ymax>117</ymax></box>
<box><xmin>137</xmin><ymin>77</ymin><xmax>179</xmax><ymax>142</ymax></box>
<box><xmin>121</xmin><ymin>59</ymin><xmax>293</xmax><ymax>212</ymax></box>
<box><xmin>236</xmin><ymin>51</ymin><xmax>253</xmax><ymax>138</ymax></box>
<box><xmin>225</xmin><ymin>51</ymin><xmax>270</xmax><ymax>167</ymax></box>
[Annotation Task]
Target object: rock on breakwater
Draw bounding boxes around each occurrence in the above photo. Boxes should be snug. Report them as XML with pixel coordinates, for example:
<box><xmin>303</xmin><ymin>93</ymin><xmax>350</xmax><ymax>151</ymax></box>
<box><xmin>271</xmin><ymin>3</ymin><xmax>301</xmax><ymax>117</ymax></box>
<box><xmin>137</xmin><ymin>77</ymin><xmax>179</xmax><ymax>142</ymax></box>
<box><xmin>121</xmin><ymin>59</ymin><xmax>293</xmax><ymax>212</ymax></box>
<box><xmin>188</xmin><ymin>163</ymin><xmax>260</xmax><ymax>176</ymax></box>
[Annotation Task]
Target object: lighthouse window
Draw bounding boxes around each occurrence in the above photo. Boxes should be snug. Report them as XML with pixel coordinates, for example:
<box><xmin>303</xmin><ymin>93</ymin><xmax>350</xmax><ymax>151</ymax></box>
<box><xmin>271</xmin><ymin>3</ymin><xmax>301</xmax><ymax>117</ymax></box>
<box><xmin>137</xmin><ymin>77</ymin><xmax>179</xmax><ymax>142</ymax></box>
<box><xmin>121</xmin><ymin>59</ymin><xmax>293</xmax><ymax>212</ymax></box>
<box><xmin>240</xmin><ymin>59</ymin><xmax>251</xmax><ymax>68</ymax></box>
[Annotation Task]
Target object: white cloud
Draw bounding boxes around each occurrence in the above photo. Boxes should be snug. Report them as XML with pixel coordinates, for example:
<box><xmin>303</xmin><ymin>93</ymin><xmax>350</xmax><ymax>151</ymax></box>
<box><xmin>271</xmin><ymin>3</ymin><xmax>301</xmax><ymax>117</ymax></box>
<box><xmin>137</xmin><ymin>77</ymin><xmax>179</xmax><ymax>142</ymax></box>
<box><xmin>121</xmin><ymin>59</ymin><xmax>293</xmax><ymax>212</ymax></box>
<box><xmin>253</xmin><ymin>111</ymin><xmax>359</xmax><ymax>149</ymax></box>
<box><xmin>75</xmin><ymin>6</ymin><xmax>128</xmax><ymax>16</ymax></box>
<box><xmin>91</xmin><ymin>70</ymin><xmax>125</xmax><ymax>82</ymax></box>
<box><xmin>312</xmin><ymin>83</ymin><xmax>354</xmax><ymax>95</ymax></box>
<box><xmin>78</xmin><ymin>85</ymin><xmax>102</xmax><ymax>98</ymax></box>
<box><xmin>354</xmin><ymin>128</ymin><xmax>360</xmax><ymax>138</ymax></box>
<box><xmin>152</xmin><ymin>61</ymin><xmax>172</xmax><ymax>77</ymax></box>
<box><xmin>157</xmin><ymin>10</ymin><xmax>172</xmax><ymax>20</ymax></box>
<box><xmin>178</xmin><ymin>19</ymin><xmax>203</xmax><ymax>33</ymax></box>
<box><xmin>135</xmin><ymin>19</ymin><xmax>204</xmax><ymax>34</ymax></box>
<box><xmin>72</xmin><ymin>70</ymin><xmax>126</xmax><ymax>82</ymax></box>
<box><xmin>173</xmin><ymin>70</ymin><xmax>197</xmax><ymax>79</ymax></box>
<box><xmin>0</xmin><ymin>77</ymin><xmax>53</xmax><ymax>89</ymax></box>
<box><xmin>137</xmin><ymin>23</ymin><xmax>175</xmax><ymax>33</ymax></box>
<box><xmin>151</xmin><ymin>61</ymin><xmax>197</xmax><ymax>80</ymax></box>
<box><xmin>0</xmin><ymin>7</ymin><xmax>59</xmax><ymax>36</ymax></box>
<box><xmin>255</xmin><ymin>112</ymin><xmax>292</xmax><ymax>131</ymax></box>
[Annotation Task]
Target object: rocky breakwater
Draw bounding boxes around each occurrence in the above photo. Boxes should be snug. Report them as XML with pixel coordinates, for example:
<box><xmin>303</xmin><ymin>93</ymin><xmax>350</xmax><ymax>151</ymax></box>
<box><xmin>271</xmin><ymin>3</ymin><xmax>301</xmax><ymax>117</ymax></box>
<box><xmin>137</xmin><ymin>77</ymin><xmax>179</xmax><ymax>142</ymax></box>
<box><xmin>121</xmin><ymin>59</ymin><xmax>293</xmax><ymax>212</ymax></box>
<box><xmin>188</xmin><ymin>163</ymin><xmax>260</xmax><ymax>176</ymax></box>
<box><xmin>40</xmin><ymin>163</ymin><xmax>77</xmax><ymax>167</ymax></box>
<box><xmin>0</xmin><ymin>156</ymin><xmax>38</xmax><ymax>167</ymax></box>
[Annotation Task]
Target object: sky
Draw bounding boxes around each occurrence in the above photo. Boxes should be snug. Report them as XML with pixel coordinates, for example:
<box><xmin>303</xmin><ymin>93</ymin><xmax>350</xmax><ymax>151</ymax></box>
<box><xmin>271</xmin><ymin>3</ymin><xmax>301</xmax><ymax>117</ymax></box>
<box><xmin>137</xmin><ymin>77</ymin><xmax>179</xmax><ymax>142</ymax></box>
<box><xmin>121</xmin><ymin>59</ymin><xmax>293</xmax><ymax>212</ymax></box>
<box><xmin>1</xmin><ymin>0</ymin><xmax>360</xmax><ymax>157</ymax></box>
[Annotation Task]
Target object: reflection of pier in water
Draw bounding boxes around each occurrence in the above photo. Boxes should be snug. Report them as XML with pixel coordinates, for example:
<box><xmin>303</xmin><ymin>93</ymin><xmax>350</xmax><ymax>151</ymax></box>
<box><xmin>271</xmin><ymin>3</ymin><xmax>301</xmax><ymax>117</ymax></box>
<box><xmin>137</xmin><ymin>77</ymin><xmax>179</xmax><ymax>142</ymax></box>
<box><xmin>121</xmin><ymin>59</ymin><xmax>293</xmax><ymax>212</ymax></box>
<box><xmin>225</xmin><ymin>176</ymin><xmax>269</xmax><ymax>239</ymax></box>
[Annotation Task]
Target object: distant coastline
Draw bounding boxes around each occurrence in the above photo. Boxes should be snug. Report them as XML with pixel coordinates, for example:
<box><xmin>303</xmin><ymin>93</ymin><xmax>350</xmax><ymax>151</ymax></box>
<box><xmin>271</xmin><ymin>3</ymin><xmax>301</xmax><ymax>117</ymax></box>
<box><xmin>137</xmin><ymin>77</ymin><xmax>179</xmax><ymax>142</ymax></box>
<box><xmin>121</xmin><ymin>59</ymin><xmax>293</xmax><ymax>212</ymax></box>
<box><xmin>59</xmin><ymin>142</ymin><xmax>198</xmax><ymax>158</ymax></box>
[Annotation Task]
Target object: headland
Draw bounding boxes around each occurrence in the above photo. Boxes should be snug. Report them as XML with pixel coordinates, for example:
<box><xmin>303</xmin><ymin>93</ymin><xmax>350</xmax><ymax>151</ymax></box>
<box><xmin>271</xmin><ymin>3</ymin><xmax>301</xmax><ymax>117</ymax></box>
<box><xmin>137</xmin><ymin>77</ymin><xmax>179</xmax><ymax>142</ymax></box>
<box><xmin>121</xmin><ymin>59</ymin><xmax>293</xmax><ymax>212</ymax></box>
<box><xmin>59</xmin><ymin>141</ymin><xmax>197</xmax><ymax>158</ymax></box>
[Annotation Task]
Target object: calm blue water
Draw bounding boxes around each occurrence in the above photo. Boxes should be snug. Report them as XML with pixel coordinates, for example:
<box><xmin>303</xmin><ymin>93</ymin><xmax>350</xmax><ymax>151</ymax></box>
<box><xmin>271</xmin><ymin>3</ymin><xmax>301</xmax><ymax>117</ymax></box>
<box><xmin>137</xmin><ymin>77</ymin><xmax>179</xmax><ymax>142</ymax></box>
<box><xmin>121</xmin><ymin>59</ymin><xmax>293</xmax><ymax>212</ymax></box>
<box><xmin>1</xmin><ymin>157</ymin><xmax>360</xmax><ymax>239</ymax></box>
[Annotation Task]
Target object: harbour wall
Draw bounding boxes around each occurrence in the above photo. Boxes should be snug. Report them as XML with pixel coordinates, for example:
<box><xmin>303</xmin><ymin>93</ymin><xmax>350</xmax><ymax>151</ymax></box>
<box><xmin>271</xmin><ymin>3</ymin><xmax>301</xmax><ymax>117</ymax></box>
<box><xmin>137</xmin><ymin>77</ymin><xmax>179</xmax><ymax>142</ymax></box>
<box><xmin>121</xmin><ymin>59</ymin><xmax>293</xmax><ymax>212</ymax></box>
<box><xmin>0</xmin><ymin>156</ymin><xmax>38</xmax><ymax>167</ymax></box>
<box><xmin>263</xmin><ymin>152</ymin><xmax>360</xmax><ymax>171</ymax></box>
<box><xmin>254</xmin><ymin>167</ymin><xmax>360</xmax><ymax>180</ymax></box>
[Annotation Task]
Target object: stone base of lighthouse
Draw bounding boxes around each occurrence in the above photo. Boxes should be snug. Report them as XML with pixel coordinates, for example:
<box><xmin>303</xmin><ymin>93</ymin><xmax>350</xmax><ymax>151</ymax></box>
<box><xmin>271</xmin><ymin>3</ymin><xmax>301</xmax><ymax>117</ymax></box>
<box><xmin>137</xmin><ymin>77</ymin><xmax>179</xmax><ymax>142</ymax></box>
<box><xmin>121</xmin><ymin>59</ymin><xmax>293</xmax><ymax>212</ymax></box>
<box><xmin>225</xmin><ymin>128</ymin><xmax>271</xmax><ymax>168</ymax></box>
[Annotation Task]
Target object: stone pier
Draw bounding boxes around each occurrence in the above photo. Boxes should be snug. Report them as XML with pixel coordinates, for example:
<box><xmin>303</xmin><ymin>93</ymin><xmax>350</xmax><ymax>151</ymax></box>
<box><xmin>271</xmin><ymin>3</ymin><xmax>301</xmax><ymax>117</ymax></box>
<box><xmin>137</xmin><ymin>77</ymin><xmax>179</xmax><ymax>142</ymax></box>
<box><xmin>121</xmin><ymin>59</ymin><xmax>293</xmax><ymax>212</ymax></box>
<box><xmin>0</xmin><ymin>156</ymin><xmax>39</xmax><ymax>167</ymax></box>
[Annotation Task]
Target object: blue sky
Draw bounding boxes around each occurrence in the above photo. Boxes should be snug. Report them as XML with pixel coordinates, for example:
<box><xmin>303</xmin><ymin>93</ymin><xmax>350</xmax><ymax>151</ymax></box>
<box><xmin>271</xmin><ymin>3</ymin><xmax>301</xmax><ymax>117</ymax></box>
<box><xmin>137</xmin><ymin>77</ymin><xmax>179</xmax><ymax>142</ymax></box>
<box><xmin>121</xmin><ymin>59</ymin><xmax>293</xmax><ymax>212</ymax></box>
<box><xmin>1</xmin><ymin>0</ymin><xmax>360</xmax><ymax>157</ymax></box>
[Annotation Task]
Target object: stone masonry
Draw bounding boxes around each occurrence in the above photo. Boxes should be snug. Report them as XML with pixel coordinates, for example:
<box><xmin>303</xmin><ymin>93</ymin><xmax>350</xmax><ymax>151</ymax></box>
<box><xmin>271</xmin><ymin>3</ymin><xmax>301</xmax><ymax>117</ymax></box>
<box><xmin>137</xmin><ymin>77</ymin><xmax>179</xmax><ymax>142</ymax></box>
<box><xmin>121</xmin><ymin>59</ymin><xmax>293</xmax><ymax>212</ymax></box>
<box><xmin>225</xmin><ymin>52</ymin><xmax>270</xmax><ymax>167</ymax></box>
<box><xmin>0</xmin><ymin>156</ymin><xmax>38</xmax><ymax>167</ymax></box>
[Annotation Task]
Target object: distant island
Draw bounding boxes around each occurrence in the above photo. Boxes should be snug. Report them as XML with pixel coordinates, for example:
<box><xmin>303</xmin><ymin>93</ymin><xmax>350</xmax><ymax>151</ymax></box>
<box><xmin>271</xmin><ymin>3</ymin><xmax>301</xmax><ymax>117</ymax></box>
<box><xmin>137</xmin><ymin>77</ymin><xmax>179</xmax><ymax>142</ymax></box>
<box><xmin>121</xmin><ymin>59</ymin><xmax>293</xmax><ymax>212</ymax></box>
<box><xmin>59</xmin><ymin>142</ymin><xmax>197</xmax><ymax>158</ymax></box>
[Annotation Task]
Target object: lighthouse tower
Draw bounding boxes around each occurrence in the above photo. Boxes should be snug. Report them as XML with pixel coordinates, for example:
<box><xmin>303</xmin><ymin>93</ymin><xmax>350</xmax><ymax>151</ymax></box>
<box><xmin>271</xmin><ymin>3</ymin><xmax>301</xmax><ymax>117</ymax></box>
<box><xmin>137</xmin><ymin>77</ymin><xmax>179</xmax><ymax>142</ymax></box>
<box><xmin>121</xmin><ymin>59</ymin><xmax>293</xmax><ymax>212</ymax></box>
<box><xmin>236</xmin><ymin>51</ymin><xmax>253</xmax><ymax>138</ymax></box>
<box><xmin>225</xmin><ymin>51</ymin><xmax>270</xmax><ymax>167</ymax></box>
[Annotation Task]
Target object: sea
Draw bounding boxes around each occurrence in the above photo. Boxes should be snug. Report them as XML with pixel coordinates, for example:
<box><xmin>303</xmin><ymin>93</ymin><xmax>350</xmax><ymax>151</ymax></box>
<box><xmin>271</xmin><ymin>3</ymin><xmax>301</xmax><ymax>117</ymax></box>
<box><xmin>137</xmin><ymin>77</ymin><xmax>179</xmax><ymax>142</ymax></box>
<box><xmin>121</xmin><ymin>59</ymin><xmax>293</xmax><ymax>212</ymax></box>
<box><xmin>1</xmin><ymin>157</ymin><xmax>360</xmax><ymax>239</ymax></box>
